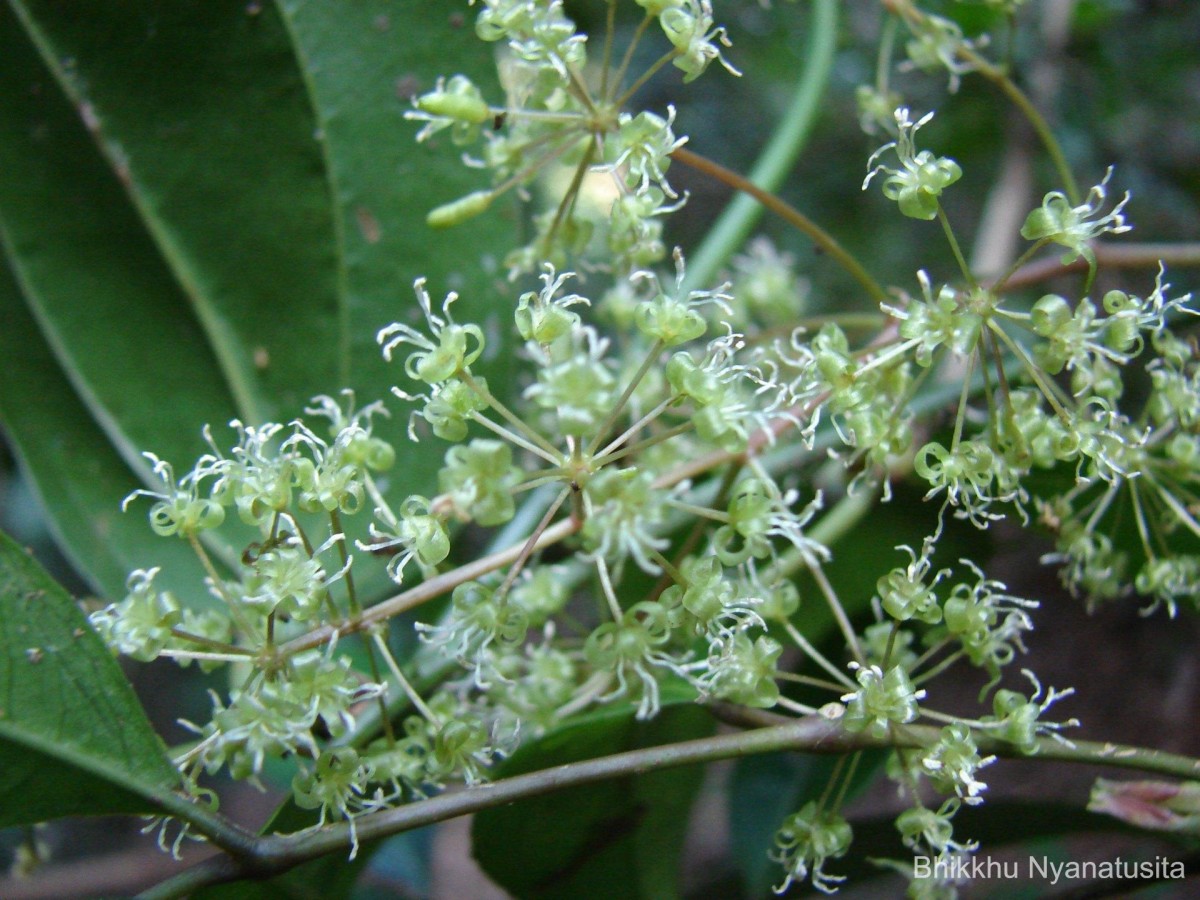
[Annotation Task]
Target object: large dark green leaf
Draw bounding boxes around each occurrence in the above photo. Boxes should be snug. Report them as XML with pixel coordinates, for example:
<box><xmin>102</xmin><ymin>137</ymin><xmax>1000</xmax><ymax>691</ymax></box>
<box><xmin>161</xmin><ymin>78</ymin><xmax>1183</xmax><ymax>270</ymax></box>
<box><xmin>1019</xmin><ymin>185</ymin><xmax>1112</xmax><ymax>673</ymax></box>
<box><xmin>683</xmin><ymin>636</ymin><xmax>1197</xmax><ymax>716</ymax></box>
<box><xmin>473</xmin><ymin>699</ymin><xmax>714</xmax><ymax>899</ymax></box>
<box><xmin>0</xmin><ymin>4</ymin><xmax>245</xmax><ymax>477</ymax></box>
<box><xmin>0</xmin><ymin>530</ymin><xmax>180</xmax><ymax>826</ymax></box>
<box><xmin>8</xmin><ymin>0</ymin><xmax>340</xmax><ymax>428</ymax></box>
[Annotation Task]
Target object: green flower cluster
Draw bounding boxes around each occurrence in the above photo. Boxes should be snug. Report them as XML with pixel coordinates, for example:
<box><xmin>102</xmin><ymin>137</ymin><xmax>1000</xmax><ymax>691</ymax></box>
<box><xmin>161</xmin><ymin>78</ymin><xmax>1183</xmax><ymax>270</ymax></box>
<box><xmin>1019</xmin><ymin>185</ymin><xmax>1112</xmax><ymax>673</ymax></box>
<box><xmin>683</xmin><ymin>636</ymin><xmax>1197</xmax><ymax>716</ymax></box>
<box><xmin>405</xmin><ymin>0</ymin><xmax>737</xmax><ymax>275</ymax></box>
<box><xmin>86</xmin><ymin>2</ymin><xmax>1198</xmax><ymax>896</ymax></box>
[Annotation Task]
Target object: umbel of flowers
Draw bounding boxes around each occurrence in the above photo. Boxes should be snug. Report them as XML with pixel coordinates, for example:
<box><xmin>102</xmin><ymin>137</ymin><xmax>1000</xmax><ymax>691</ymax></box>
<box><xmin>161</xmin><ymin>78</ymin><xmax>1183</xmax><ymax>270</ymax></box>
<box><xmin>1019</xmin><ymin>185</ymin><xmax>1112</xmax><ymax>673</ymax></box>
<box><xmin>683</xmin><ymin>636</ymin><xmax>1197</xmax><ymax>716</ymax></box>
<box><xmin>88</xmin><ymin>0</ymin><xmax>1197</xmax><ymax>893</ymax></box>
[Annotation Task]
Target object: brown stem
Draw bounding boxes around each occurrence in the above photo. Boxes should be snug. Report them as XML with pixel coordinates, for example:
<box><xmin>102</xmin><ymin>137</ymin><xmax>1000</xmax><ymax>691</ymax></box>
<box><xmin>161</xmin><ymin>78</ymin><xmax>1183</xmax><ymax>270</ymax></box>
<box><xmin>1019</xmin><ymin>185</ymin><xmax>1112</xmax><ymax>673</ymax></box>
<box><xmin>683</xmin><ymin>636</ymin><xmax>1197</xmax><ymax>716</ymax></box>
<box><xmin>669</xmin><ymin>146</ymin><xmax>888</xmax><ymax>304</ymax></box>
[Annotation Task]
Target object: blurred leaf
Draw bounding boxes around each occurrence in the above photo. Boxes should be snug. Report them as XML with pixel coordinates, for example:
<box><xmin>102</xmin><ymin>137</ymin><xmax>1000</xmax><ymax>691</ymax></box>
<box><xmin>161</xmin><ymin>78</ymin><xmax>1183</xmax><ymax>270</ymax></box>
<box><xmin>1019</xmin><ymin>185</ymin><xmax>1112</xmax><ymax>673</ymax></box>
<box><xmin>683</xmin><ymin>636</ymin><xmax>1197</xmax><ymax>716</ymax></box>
<box><xmin>9</xmin><ymin>0</ymin><xmax>345</xmax><ymax>427</ymax></box>
<box><xmin>1</xmin><ymin>0</ymin><xmax>531</xmax><ymax>609</ymax></box>
<box><xmin>0</xmin><ymin>529</ymin><xmax>179</xmax><ymax>826</ymax></box>
<box><xmin>271</xmin><ymin>0</ymin><xmax>531</xmax><ymax>608</ymax></box>
<box><xmin>474</xmin><ymin>698</ymin><xmax>713</xmax><ymax>899</ymax></box>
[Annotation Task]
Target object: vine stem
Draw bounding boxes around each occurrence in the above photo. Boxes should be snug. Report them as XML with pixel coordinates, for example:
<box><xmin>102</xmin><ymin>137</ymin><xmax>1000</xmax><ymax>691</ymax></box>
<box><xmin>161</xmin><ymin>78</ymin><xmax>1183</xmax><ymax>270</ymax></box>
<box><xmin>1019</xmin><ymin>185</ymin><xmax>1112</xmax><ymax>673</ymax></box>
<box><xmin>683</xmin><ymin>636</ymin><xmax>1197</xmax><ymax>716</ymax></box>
<box><xmin>670</xmin><ymin>145</ymin><xmax>889</xmax><ymax>306</ymax></box>
<box><xmin>957</xmin><ymin>45</ymin><xmax>1081</xmax><ymax>205</ymax></box>
<box><xmin>680</xmin><ymin>0</ymin><xmax>838</xmax><ymax>292</ymax></box>
<box><xmin>139</xmin><ymin>712</ymin><xmax>1200</xmax><ymax>899</ymax></box>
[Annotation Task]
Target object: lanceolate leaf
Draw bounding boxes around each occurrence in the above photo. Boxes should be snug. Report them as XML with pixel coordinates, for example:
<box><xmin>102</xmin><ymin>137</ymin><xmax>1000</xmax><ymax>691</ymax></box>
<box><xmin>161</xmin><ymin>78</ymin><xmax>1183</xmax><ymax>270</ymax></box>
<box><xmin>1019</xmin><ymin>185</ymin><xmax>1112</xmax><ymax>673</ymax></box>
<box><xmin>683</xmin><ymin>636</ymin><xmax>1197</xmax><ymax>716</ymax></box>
<box><xmin>0</xmin><ymin>5</ymin><xmax>243</xmax><ymax>481</ymax></box>
<box><xmin>0</xmin><ymin>530</ymin><xmax>180</xmax><ymax>826</ymax></box>
<box><xmin>267</xmin><ymin>0</ymin><xmax>533</xmax><ymax>606</ymax></box>
<box><xmin>1</xmin><ymin>0</ymin><xmax>532</xmax><ymax>612</ymax></box>
<box><xmin>7</xmin><ymin>0</ymin><xmax>340</xmax><ymax>428</ymax></box>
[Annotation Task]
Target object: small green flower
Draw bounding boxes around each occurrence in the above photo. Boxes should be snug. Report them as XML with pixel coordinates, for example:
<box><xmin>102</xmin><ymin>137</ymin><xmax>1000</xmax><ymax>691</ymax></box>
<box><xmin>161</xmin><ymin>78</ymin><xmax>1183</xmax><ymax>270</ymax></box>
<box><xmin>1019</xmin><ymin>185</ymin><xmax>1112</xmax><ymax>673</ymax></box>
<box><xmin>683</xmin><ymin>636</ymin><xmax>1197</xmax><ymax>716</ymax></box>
<box><xmin>878</xmin><ymin>542</ymin><xmax>948</xmax><ymax>625</ymax></box>
<box><xmin>902</xmin><ymin>13</ymin><xmax>983</xmax><ymax>92</ymax></box>
<box><xmin>855</xmin><ymin>84</ymin><xmax>905</xmax><ymax>136</ymax></box>
<box><xmin>605</xmin><ymin>107</ymin><xmax>685</xmax><ymax>198</ymax></box>
<box><xmin>438</xmin><ymin>439</ymin><xmax>521</xmax><ymax>527</ymax></box>
<box><xmin>125</xmin><ymin>453</ymin><xmax>224</xmax><ymax>538</ymax></box>
<box><xmin>365</xmin><ymin>494</ymin><xmax>450</xmax><ymax>584</ymax></box>
<box><xmin>515</xmin><ymin>266</ymin><xmax>589</xmax><ymax>345</ymax></box>
<box><xmin>921</xmin><ymin>723</ymin><xmax>995</xmax><ymax>804</ymax></box>
<box><xmin>631</xmin><ymin>249</ymin><xmax>728</xmax><ymax>346</ymax></box>
<box><xmin>1020</xmin><ymin>167</ymin><xmax>1131</xmax><ymax>266</ymax></box>
<box><xmin>981</xmin><ymin>673</ymin><xmax>1076</xmax><ymax>753</ymax></box>
<box><xmin>585</xmin><ymin>601</ymin><xmax>680</xmax><ymax>720</ymax></box>
<box><xmin>942</xmin><ymin>562</ymin><xmax>1038</xmax><ymax>690</ymax></box>
<box><xmin>887</xmin><ymin>271</ymin><xmax>981</xmax><ymax>366</ymax></box>
<box><xmin>726</xmin><ymin>238</ymin><xmax>809</xmax><ymax>329</ymax></box>
<box><xmin>657</xmin><ymin>0</ymin><xmax>740</xmax><ymax>83</ymax></box>
<box><xmin>581</xmin><ymin>468</ymin><xmax>669</xmax><ymax>574</ymax></box>
<box><xmin>416</xmin><ymin>582</ymin><xmax>528</xmax><ymax>685</ymax></box>
<box><xmin>430</xmin><ymin>715</ymin><xmax>494</xmax><ymax>784</ymax></box>
<box><xmin>842</xmin><ymin>664</ymin><xmax>925</xmax><ymax>739</ymax></box>
<box><xmin>896</xmin><ymin>798</ymin><xmax>974</xmax><ymax>854</ymax></box>
<box><xmin>378</xmin><ymin>279</ymin><xmax>484</xmax><ymax>386</ymax></box>
<box><xmin>660</xmin><ymin>555</ymin><xmax>766</xmax><ymax>638</ymax></box>
<box><xmin>864</xmin><ymin>109</ymin><xmax>962</xmax><ymax>220</ymax></box>
<box><xmin>524</xmin><ymin>326</ymin><xmax>617</xmax><ymax>436</ymax></box>
<box><xmin>406</xmin><ymin>378</ymin><xmax>489</xmax><ymax>443</ymax></box>
<box><xmin>771</xmin><ymin>800</ymin><xmax>852</xmax><ymax>894</ymax></box>
<box><xmin>241</xmin><ymin>536</ymin><xmax>327</xmax><ymax>621</ymax></box>
<box><xmin>698</xmin><ymin>632</ymin><xmax>782</xmax><ymax>708</ymax></box>
<box><xmin>89</xmin><ymin>568</ymin><xmax>182</xmax><ymax>662</ymax></box>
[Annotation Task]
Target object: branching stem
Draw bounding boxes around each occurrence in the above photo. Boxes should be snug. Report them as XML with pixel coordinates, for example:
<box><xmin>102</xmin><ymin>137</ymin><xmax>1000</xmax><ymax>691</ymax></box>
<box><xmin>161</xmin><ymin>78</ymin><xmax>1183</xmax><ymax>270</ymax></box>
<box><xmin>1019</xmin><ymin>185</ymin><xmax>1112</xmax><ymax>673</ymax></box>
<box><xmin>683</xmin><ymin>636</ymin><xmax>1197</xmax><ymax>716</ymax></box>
<box><xmin>139</xmin><ymin>713</ymin><xmax>1200</xmax><ymax>899</ymax></box>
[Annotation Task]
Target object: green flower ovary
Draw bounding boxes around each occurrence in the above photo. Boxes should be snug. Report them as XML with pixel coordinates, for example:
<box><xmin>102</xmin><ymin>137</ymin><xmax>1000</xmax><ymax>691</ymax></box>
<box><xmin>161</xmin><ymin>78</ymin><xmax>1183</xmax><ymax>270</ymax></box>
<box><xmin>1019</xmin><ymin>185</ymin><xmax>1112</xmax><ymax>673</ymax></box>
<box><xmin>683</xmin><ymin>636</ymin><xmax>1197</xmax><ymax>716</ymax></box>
<box><xmin>841</xmin><ymin>664</ymin><xmax>924</xmax><ymax>739</ymax></box>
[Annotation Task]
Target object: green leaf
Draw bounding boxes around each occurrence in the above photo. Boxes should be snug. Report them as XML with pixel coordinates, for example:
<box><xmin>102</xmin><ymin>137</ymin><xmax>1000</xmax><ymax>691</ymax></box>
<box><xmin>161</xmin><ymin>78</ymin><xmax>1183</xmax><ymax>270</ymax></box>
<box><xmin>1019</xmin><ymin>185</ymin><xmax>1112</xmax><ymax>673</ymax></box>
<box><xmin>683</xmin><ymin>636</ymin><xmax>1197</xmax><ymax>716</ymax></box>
<box><xmin>473</xmin><ymin>699</ymin><xmax>713</xmax><ymax>900</ymax></box>
<box><xmin>0</xmin><ymin>529</ymin><xmax>180</xmax><ymax>826</ymax></box>
<box><xmin>0</xmin><ymin>4</ymin><xmax>244</xmax><ymax>478</ymax></box>
<box><xmin>0</xmin><ymin>260</ymin><xmax>210</xmax><ymax>605</ymax></box>
<box><xmin>7</xmin><ymin>0</ymin><xmax>341</xmax><ymax>428</ymax></box>
<box><xmin>1</xmin><ymin>0</ymin><xmax>529</xmax><ymax>609</ymax></box>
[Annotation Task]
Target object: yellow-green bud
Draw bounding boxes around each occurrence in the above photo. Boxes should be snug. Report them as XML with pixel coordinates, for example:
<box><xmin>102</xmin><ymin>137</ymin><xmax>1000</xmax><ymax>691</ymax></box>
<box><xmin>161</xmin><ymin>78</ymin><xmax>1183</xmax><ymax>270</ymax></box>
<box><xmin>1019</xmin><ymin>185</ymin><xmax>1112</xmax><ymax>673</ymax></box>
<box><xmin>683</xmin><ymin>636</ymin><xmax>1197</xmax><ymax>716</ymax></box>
<box><xmin>426</xmin><ymin>191</ymin><xmax>494</xmax><ymax>229</ymax></box>
<box><xmin>416</xmin><ymin>92</ymin><xmax>490</xmax><ymax>125</ymax></box>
